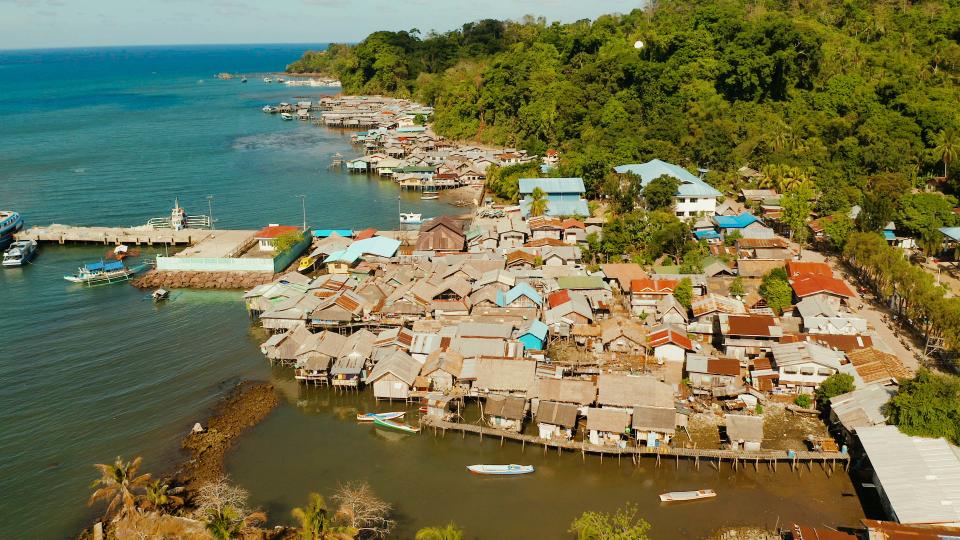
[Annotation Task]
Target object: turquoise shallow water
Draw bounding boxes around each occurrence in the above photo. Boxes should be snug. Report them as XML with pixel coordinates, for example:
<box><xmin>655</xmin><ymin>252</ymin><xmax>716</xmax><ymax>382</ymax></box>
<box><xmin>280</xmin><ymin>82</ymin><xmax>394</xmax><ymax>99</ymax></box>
<box><xmin>0</xmin><ymin>45</ymin><xmax>453</xmax><ymax>538</ymax></box>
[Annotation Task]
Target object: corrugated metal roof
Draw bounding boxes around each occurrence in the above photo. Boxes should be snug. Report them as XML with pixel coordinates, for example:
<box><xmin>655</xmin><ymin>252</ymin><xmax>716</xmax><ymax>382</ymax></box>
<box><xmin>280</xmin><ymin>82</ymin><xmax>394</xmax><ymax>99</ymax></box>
<box><xmin>613</xmin><ymin>159</ymin><xmax>721</xmax><ymax>197</ymax></box>
<box><xmin>518</xmin><ymin>177</ymin><xmax>585</xmax><ymax>194</ymax></box>
<box><xmin>858</xmin><ymin>425</ymin><xmax>960</xmax><ymax>525</ymax></box>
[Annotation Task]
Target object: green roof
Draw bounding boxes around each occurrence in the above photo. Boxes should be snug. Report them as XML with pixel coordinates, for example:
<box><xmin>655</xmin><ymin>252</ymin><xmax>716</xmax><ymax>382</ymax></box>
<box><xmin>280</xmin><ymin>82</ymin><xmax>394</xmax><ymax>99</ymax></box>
<box><xmin>557</xmin><ymin>275</ymin><xmax>606</xmax><ymax>290</ymax></box>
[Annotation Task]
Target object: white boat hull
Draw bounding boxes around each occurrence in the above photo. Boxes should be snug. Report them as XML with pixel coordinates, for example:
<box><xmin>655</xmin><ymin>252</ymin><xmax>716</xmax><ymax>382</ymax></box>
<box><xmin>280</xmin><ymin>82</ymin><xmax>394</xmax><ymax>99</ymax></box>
<box><xmin>467</xmin><ymin>464</ymin><xmax>535</xmax><ymax>475</ymax></box>
<box><xmin>659</xmin><ymin>489</ymin><xmax>716</xmax><ymax>502</ymax></box>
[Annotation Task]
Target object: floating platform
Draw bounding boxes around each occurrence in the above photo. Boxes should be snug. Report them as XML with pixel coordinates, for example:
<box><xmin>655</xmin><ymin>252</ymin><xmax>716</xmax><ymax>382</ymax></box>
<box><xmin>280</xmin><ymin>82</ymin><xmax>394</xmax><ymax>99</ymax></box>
<box><xmin>16</xmin><ymin>225</ymin><xmax>216</xmax><ymax>246</ymax></box>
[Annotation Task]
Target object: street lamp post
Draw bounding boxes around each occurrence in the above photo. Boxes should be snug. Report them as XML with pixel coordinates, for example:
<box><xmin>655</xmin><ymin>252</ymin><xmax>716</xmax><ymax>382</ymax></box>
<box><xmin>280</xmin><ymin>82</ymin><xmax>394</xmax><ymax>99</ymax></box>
<box><xmin>206</xmin><ymin>195</ymin><xmax>215</xmax><ymax>230</ymax></box>
<box><xmin>297</xmin><ymin>194</ymin><xmax>307</xmax><ymax>231</ymax></box>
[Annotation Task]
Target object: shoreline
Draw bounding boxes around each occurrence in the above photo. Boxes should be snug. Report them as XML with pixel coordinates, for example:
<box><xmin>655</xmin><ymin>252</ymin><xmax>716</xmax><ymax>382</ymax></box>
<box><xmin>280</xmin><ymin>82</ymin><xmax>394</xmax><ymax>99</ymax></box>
<box><xmin>174</xmin><ymin>380</ymin><xmax>280</xmax><ymax>491</ymax></box>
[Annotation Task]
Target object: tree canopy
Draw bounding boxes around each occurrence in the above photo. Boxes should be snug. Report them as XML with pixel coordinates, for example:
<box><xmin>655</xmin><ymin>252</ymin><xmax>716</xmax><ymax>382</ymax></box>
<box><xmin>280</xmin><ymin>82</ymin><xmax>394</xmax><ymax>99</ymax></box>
<box><xmin>885</xmin><ymin>369</ymin><xmax>960</xmax><ymax>445</ymax></box>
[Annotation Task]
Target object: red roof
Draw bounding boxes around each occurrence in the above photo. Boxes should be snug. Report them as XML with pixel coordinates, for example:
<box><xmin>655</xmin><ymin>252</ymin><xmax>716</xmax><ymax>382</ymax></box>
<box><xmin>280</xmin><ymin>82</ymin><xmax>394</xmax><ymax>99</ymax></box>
<box><xmin>546</xmin><ymin>149</ymin><xmax>558</xmax><ymax>157</ymax></box>
<box><xmin>547</xmin><ymin>289</ymin><xmax>572</xmax><ymax>309</ymax></box>
<box><xmin>254</xmin><ymin>225</ymin><xmax>300</xmax><ymax>239</ymax></box>
<box><xmin>790</xmin><ymin>275</ymin><xmax>854</xmax><ymax>298</ymax></box>
<box><xmin>354</xmin><ymin>228</ymin><xmax>377</xmax><ymax>240</ymax></box>
<box><xmin>648</xmin><ymin>328</ymin><xmax>694</xmax><ymax>350</ymax></box>
<box><xmin>724</xmin><ymin>314</ymin><xmax>779</xmax><ymax>337</ymax></box>
<box><xmin>561</xmin><ymin>218</ymin><xmax>585</xmax><ymax>230</ymax></box>
<box><xmin>786</xmin><ymin>260</ymin><xmax>832</xmax><ymax>278</ymax></box>
<box><xmin>630</xmin><ymin>278</ymin><xmax>678</xmax><ymax>294</ymax></box>
<box><xmin>707</xmin><ymin>358</ymin><xmax>741</xmax><ymax>377</ymax></box>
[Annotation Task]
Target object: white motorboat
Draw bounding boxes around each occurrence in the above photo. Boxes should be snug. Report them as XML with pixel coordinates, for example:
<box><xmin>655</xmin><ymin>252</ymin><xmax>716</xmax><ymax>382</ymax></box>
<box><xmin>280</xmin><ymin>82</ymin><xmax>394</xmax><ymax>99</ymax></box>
<box><xmin>152</xmin><ymin>288</ymin><xmax>170</xmax><ymax>302</ymax></box>
<box><xmin>263</xmin><ymin>77</ymin><xmax>273</xmax><ymax>83</ymax></box>
<box><xmin>421</xmin><ymin>191</ymin><xmax>439</xmax><ymax>200</ymax></box>
<box><xmin>467</xmin><ymin>464</ymin><xmax>534</xmax><ymax>476</ymax></box>
<box><xmin>3</xmin><ymin>239</ymin><xmax>37</xmax><ymax>267</ymax></box>
<box><xmin>400</xmin><ymin>212</ymin><xmax>422</xmax><ymax>225</ymax></box>
<box><xmin>659</xmin><ymin>489</ymin><xmax>716</xmax><ymax>502</ymax></box>
<box><xmin>262</xmin><ymin>105</ymin><xmax>277</xmax><ymax>113</ymax></box>
<box><xmin>280</xmin><ymin>112</ymin><xmax>294</xmax><ymax>121</ymax></box>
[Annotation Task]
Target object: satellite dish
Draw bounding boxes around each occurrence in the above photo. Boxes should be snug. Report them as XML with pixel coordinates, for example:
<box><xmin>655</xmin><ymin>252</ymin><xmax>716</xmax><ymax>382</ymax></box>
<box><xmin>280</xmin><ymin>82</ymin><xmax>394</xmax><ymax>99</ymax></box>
<box><xmin>634</xmin><ymin>40</ymin><xmax>644</xmax><ymax>49</ymax></box>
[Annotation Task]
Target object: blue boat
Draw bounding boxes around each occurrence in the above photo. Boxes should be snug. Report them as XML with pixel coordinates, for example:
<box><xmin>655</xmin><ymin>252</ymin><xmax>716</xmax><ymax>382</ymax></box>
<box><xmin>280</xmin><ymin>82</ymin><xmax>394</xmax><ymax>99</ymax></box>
<box><xmin>467</xmin><ymin>464</ymin><xmax>535</xmax><ymax>475</ymax></box>
<box><xmin>0</xmin><ymin>211</ymin><xmax>24</xmax><ymax>250</ymax></box>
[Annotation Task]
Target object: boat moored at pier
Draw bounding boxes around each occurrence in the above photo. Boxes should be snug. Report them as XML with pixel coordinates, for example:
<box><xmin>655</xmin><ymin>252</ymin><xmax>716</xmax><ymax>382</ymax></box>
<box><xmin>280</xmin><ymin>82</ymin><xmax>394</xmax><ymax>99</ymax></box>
<box><xmin>0</xmin><ymin>211</ymin><xmax>24</xmax><ymax>250</ymax></box>
<box><xmin>64</xmin><ymin>260</ymin><xmax>146</xmax><ymax>286</ymax></box>
<box><xmin>659</xmin><ymin>489</ymin><xmax>717</xmax><ymax>502</ymax></box>
<box><xmin>3</xmin><ymin>240</ymin><xmax>37</xmax><ymax>267</ymax></box>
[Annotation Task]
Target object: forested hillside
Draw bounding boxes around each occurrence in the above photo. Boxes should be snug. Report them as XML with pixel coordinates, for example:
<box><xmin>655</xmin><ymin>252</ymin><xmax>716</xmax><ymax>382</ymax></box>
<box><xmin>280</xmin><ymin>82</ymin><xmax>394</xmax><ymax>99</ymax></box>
<box><xmin>290</xmin><ymin>1</ymin><xmax>960</xmax><ymax>207</ymax></box>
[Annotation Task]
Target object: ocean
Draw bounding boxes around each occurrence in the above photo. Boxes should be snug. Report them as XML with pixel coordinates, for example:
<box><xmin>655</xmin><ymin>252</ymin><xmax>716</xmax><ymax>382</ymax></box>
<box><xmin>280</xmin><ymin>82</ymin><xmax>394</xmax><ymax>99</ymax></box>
<box><xmin>0</xmin><ymin>44</ymin><xmax>452</xmax><ymax>538</ymax></box>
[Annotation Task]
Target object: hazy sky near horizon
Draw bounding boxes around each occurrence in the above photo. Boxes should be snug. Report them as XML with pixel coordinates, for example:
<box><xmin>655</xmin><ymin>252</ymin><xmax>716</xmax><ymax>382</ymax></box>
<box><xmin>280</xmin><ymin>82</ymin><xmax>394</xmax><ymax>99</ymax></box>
<box><xmin>0</xmin><ymin>0</ymin><xmax>639</xmax><ymax>50</ymax></box>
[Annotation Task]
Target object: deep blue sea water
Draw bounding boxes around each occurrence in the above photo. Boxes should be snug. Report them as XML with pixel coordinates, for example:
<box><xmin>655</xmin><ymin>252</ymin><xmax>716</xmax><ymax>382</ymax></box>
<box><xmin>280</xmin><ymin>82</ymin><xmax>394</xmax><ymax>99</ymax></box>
<box><xmin>0</xmin><ymin>45</ymin><xmax>452</xmax><ymax>538</ymax></box>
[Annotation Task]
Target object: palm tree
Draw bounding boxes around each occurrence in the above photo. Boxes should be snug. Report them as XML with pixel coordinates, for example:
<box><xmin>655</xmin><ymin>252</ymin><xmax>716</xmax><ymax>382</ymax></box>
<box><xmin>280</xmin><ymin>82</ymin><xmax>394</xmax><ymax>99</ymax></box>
<box><xmin>528</xmin><ymin>187</ymin><xmax>549</xmax><ymax>217</ymax></box>
<box><xmin>292</xmin><ymin>492</ymin><xmax>357</xmax><ymax>540</ymax></box>
<box><xmin>142</xmin><ymin>479</ymin><xmax>184</xmax><ymax>513</ymax></box>
<box><xmin>88</xmin><ymin>456</ymin><xmax>151</xmax><ymax>518</ymax></box>
<box><xmin>205</xmin><ymin>506</ymin><xmax>267</xmax><ymax>540</ymax></box>
<box><xmin>933</xmin><ymin>128</ymin><xmax>960</xmax><ymax>180</ymax></box>
<box><xmin>416</xmin><ymin>522</ymin><xmax>465</xmax><ymax>540</ymax></box>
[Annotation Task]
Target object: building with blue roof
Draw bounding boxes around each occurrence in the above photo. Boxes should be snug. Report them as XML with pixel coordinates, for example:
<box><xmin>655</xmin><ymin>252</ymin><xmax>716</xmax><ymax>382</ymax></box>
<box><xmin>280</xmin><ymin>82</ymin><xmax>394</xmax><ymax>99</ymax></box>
<box><xmin>713</xmin><ymin>212</ymin><xmax>760</xmax><ymax>230</ymax></box>
<box><xmin>322</xmin><ymin>236</ymin><xmax>401</xmax><ymax>274</ymax></box>
<box><xmin>518</xmin><ymin>320</ymin><xmax>549</xmax><ymax>351</ymax></box>
<box><xmin>614</xmin><ymin>159</ymin><xmax>722</xmax><ymax>217</ymax></box>
<box><xmin>518</xmin><ymin>177</ymin><xmax>590</xmax><ymax>218</ymax></box>
<box><xmin>496</xmin><ymin>282</ymin><xmax>543</xmax><ymax>308</ymax></box>
<box><xmin>312</xmin><ymin>229</ymin><xmax>354</xmax><ymax>238</ymax></box>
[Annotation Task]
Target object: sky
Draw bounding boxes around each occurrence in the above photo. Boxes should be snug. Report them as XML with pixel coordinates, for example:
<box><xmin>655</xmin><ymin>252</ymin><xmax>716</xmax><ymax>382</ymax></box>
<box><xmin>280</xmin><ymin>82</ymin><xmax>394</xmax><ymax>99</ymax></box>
<box><xmin>0</xmin><ymin>0</ymin><xmax>639</xmax><ymax>50</ymax></box>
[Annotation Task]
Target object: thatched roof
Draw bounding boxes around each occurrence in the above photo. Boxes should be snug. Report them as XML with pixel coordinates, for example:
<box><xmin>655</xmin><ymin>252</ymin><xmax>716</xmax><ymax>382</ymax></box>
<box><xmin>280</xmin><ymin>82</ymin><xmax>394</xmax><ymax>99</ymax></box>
<box><xmin>725</xmin><ymin>414</ymin><xmax>763</xmax><ymax>443</ymax></box>
<box><xmin>473</xmin><ymin>359</ymin><xmax>536</xmax><ymax>392</ymax></box>
<box><xmin>632</xmin><ymin>406</ymin><xmax>677</xmax><ymax>434</ymax></box>
<box><xmin>586</xmin><ymin>408</ymin><xmax>631</xmax><ymax>433</ymax></box>
<box><xmin>529</xmin><ymin>378</ymin><xmax>597</xmax><ymax>405</ymax></box>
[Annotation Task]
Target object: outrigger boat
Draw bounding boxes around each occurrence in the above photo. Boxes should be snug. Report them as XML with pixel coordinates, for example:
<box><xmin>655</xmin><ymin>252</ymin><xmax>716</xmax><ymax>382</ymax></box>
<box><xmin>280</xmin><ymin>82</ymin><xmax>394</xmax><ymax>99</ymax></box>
<box><xmin>659</xmin><ymin>489</ymin><xmax>716</xmax><ymax>502</ymax></box>
<box><xmin>356</xmin><ymin>411</ymin><xmax>406</xmax><ymax>422</ymax></box>
<box><xmin>64</xmin><ymin>260</ymin><xmax>145</xmax><ymax>286</ymax></box>
<box><xmin>467</xmin><ymin>464</ymin><xmax>535</xmax><ymax>476</ymax></box>
<box><xmin>371</xmin><ymin>416</ymin><xmax>420</xmax><ymax>434</ymax></box>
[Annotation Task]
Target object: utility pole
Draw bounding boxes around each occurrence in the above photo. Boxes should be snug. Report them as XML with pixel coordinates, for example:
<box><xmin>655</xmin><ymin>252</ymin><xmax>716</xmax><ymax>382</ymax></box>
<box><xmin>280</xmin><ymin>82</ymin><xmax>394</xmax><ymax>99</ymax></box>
<box><xmin>206</xmin><ymin>195</ymin><xmax>215</xmax><ymax>230</ymax></box>
<box><xmin>297</xmin><ymin>194</ymin><xmax>307</xmax><ymax>231</ymax></box>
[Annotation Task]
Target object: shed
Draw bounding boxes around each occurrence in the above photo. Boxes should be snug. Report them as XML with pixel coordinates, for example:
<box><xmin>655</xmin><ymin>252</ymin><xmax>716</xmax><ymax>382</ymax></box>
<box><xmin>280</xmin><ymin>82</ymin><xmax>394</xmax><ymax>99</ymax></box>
<box><xmin>368</xmin><ymin>350</ymin><xmax>420</xmax><ymax>400</ymax></box>
<box><xmin>535</xmin><ymin>401</ymin><xmax>579</xmax><ymax>440</ymax></box>
<box><xmin>484</xmin><ymin>395</ymin><xmax>527</xmax><ymax>432</ymax></box>
<box><xmin>725</xmin><ymin>414</ymin><xmax>764</xmax><ymax>451</ymax></box>
<box><xmin>586</xmin><ymin>408</ymin><xmax>631</xmax><ymax>447</ymax></box>
<box><xmin>517</xmin><ymin>320</ymin><xmax>549</xmax><ymax>351</ymax></box>
<box><xmin>632</xmin><ymin>406</ymin><xmax>677</xmax><ymax>447</ymax></box>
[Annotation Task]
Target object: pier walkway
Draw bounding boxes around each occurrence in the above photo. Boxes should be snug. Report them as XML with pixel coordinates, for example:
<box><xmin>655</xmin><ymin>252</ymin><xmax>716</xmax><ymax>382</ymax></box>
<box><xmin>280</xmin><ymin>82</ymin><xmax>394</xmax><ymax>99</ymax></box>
<box><xmin>420</xmin><ymin>416</ymin><xmax>849</xmax><ymax>472</ymax></box>
<box><xmin>16</xmin><ymin>225</ymin><xmax>215</xmax><ymax>246</ymax></box>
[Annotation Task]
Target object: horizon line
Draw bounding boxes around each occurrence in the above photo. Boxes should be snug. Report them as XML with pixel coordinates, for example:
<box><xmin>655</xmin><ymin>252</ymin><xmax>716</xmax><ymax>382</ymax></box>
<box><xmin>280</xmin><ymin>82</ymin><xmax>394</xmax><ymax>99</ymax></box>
<box><xmin>0</xmin><ymin>42</ymin><xmax>346</xmax><ymax>53</ymax></box>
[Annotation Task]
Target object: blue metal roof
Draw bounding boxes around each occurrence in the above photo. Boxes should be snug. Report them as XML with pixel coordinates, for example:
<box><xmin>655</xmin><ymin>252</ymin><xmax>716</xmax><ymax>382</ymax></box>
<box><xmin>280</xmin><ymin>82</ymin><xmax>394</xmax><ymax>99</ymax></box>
<box><xmin>103</xmin><ymin>261</ymin><xmax>125</xmax><ymax>272</ymax></box>
<box><xmin>520</xmin><ymin>198</ymin><xmax>590</xmax><ymax>218</ymax></box>
<box><xmin>714</xmin><ymin>212</ymin><xmax>759</xmax><ymax>229</ymax></box>
<box><xmin>323</xmin><ymin>249</ymin><xmax>360</xmax><ymax>264</ymax></box>
<box><xmin>883</xmin><ymin>230</ymin><xmax>896</xmax><ymax>240</ymax></box>
<box><xmin>940</xmin><ymin>227</ymin><xmax>960</xmax><ymax>241</ymax></box>
<box><xmin>694</xmin><ymin>230</ymin><xmax>721</xmax><ymax>240</ymax></box>
<box><xmin>84</xmin><ymin>262</ymin><xmax>104</xmax><ymax>272</ymax></box>
<box><xmin>519</xmin><ymin>177</ymin><xmax>585</xmax><ymax>195</ymax></box>
<box><xmin>312</xmin><ymin>229</ymin><xmax>354</xmax><ymax>238</ymax></box>
<box><xmin>520</xmin><ymin>320</ymin><xmax>549</xmax><ymax>340</ymax></box>
<box><xmin>350</xmin><ymin>236</ymin><xmax>401</xmax><ymax>258</ymax></box>
<box><xmin>497</xmin><ymin>282</ymin><xmax>543</xmax><ymax>307</ymax></box>
<box><xmin>614</xmin><ymin>159</ymin><xmax>722</xmax><ymax>198</ymax></box>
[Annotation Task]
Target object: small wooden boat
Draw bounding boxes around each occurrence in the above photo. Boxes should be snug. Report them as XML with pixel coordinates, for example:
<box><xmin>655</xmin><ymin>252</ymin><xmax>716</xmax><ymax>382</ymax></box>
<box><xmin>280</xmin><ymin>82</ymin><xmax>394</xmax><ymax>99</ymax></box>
<box><xmin>152</xmin><ymin>288</ymin><xmax>170</xmax><ymax>302</ymax></box>
<box><xmin>421</xmin><ymin>191</ymin><xmax>439</xmax><ymax>200</ymax></box>
<box><xmin>659</xmin><ymin>489</ymin><xmax>716</xmax><ymax>502</ymax></box>
<box><xmin>280</xmin><ymin>112</ymin><xmax>293</xmax><ymax>121</ymax></box>
<box><xmin>467</xmin><ymin>464</ymin><xmax>535</xmax><ymax>476</ymax></box>
<box><xmin>372</xmin><ymin>416</ymin><xmax>420</xmax><ymax>434</ymax></box>
<box><xmin>356</xmin><ymin>411</ymin><xmax>405</xmax><ymax>423</ymax></box>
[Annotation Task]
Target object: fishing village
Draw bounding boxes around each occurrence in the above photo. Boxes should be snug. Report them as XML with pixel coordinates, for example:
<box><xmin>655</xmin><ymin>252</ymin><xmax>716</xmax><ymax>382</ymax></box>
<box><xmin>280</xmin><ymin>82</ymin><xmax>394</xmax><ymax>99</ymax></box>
<box><xmin>10</xmin><ymin>87</ymin><xmax>960</xmax><ymax>539</ymax></box>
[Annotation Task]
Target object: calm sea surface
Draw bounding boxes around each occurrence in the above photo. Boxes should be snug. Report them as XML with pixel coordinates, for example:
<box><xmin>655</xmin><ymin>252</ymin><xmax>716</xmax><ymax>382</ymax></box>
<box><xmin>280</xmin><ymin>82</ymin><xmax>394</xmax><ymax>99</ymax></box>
<box><xmin>0</xmin><ymin>45</ymin><xmax>867</xmax><ymax>539</ymax></box>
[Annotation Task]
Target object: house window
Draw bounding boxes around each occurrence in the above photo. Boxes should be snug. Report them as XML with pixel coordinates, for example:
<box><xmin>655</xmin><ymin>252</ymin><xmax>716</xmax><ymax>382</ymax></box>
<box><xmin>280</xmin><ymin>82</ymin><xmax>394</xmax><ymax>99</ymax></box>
<box><xmin>800</xmin><ymin>367</ymin><xmax>815</xmax><ymax>376</ymax></box>
<box><xmin>783</xmin><ymin>367</ymin><xmax>798</xmax><ymax>374</ymax></box>
<box><xmin>817</xmin><ymin>368</ymin><xmax>833</xmax><ymax>376</ymax></box>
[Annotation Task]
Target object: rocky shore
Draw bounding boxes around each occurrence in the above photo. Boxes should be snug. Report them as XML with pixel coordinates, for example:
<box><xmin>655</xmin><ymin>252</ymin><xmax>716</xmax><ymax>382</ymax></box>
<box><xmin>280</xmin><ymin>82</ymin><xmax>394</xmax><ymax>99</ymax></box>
<box><xmin>175</xmin><ymin>380</ymin><xmax>280</xmax><ymax>490</ymax></box>
<box><xmin>131</xmin><ymin>270</ymin><xmax>277</xmax><ymax>290</ymax></box>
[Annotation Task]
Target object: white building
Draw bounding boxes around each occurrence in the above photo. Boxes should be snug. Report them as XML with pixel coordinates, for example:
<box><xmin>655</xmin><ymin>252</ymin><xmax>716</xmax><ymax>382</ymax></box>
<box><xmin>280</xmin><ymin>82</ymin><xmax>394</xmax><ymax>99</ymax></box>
<box><xmin>614</xmin><ymin>159</ymin><xmax>722</xmax><ymax>217</ymax></box>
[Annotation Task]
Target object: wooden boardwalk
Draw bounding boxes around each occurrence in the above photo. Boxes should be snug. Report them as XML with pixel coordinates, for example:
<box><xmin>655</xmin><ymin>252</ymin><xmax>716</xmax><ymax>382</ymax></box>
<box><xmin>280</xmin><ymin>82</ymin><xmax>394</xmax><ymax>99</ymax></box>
<box><xmin>420</xmin><ymin>416</ymin><xmax>849</xmax><ymax>472</ymax></box>
<box><xmin>16</xmin><ymin>225</ymin><xmax>215</xmax><ymax>245</ymax></box>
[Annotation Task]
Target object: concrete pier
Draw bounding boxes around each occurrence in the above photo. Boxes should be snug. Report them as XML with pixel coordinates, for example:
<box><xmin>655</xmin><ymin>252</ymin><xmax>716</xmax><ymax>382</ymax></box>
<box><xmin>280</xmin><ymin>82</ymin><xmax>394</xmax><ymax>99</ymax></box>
<box><xmin>16</xmin><ymin>224</ymin><xmax>215</xmax><ymax>246</ymax></box>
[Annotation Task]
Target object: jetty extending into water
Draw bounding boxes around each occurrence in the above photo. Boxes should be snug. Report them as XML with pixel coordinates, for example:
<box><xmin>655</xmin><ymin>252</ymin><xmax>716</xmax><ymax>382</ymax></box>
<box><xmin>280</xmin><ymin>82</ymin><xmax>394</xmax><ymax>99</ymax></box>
<box><xmin>16</xmin><ymin>224</ymin><xmax>215</xmax><ymax>246</ymax></box>
<box><xmin>420</xmin><ymin>416</ymin><xmax>850</xmax><ymax>473</ymax></box>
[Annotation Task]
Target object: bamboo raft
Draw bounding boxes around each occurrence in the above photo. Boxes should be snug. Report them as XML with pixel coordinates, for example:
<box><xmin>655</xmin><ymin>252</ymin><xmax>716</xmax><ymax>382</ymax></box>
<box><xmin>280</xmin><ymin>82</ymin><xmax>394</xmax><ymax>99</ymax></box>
<box><xmin>420</xmin><ymin>416</ymin><xmax>850</xmax><ymax>473</ymax></box>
